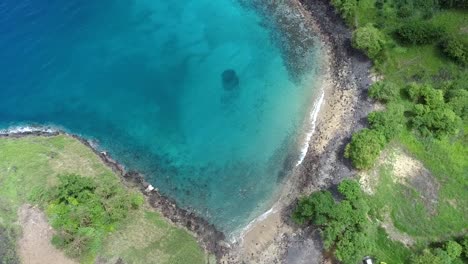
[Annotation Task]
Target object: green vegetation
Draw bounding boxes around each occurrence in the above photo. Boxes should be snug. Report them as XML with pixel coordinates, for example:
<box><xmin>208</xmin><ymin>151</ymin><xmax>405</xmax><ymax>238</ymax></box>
<box><xmin>345</xmin><ymin>129</ymin><xmax>387</xmax><ymax>169</ymax></box>
<box><xmin>0</xmin><ymin>135</ymin><xmax>205</xmax><ymax>264</ymax></box>
<box><xmin>41</xmin><ymin>174</ymin><xmax>143</xmax><ymax>258</ymax></box>
<box><xmin>406</xmin><ymin>83</ymin><xmax>461</xmax><ymax>138</ymax></box>
<box><xmin>331</xmin><ymin>0</ymin><xmax>358</xmax><ymax>25</ymax></box>
<box><xmin>352</xmin><ymin>24</ymin><xmax>386</xmax><ymax>59</ymax></box>
<box><xmin>396</xmin><ymin>22</ymin><xmax>443</xmax><ymax>45</ymax></box>
<box><xmin>411</xmin><ymin>240</ymin><xmax>465</xmax><ymax>264</ymax></box>
<box><xmin>368</xmin><ymin>80</ymin><xmax>400</xmax><ymax>102</ymax></box>
<box><xmin>293</xmin><ymin>0</ymin><xmax>468</xmax><ymax>263</ymax></box>
<box><xmin>293</xmin><ymin>180</ymin><xmax>372</xmax><ymax>264</ymax></box>
<box><xmin>441</xmin><ymin>35</ymin><xmax>468</xmax><ymax>65</ymax></box>
<box><xmin>368</xmin><ymin>104</ymin><xmax>405</xmax><ymax>141</ymax></box>
<box><xmin>439</xmin><ymin>0</ymin><xmax>468</xmax><ymax>8</ymax></box>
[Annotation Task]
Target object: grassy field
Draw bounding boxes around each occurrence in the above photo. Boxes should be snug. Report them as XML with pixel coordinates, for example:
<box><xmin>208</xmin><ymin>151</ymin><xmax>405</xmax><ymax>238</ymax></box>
<box><xmin>328</xmin><ymin>0</ymin><xmax>468</xmax><ymax>262</ymax></box>
<box><xmin>360</xmin><ymin>139</ymin><xmax>468</xmax><ymax>262</ymax></box>
<box><xmin>0</xmin><ymin>135</ymin><xmax>206</xmax><ymax>264</ymax></box>
<box><xmin>354</xmin><ymin>0</ymin><xmax>467</xmax><ymax>79</ymax></box>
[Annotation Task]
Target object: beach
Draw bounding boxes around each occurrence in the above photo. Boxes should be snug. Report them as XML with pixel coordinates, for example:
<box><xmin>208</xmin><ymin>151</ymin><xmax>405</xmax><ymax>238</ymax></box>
<box><xmin>222</xmin><ymin>0</ymin><xmax>375</xmax><ymax>263</ymax></box>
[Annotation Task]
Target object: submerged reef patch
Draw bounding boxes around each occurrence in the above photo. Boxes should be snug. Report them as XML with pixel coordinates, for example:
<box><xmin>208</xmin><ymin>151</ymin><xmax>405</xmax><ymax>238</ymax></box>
<box><xmin>222</xmin><ymin>69</ymin><xmax>239</xmax><ymax>91</ymax></box>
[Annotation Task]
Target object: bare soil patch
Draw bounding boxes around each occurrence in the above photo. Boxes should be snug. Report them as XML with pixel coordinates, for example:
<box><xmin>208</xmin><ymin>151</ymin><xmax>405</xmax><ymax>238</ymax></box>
<box><xmin>392</xmin><ymin>149</ymin><xmax>440</xmax><ymax>214</ymax></box>
<box><xmin>17</xmin><ymin>204</ymin><xmax>77</xmax><ymax>264</ymax></box>
<box><xmin>359</xmin><ymin>146</ymin><xmax>439</xmax><ymax>214</ymax></box>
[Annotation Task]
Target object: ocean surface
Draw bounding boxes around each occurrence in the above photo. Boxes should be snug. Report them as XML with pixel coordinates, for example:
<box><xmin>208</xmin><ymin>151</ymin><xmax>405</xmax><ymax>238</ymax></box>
<box><xmin>0</xmin><ymin>0</ymin><xmax>322</xmax><ymax>234</ymax></box>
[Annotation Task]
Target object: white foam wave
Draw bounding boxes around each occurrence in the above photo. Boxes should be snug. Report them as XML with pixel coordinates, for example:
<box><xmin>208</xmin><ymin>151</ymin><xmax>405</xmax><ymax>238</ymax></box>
<box><xmin>231</xmin><ymin>206</ymin><xmax>277</xmax><ymax>243</ymax></box>
<box><xmin>296</xmin><ymin>89</ymin><xmax>325</xmax><ymax>166</ymax></box>
<box><xmin>0</xmin><ymin>125</ymin><xmax>58</xmax><ymax>135</ymax></box>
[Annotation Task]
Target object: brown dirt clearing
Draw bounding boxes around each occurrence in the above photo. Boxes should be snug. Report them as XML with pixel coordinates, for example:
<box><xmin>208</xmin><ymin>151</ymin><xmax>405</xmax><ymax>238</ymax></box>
<box><xmin>17</xmin><ymin>204</ymin><xmax>77</xmax><ymax>264</ymax></box>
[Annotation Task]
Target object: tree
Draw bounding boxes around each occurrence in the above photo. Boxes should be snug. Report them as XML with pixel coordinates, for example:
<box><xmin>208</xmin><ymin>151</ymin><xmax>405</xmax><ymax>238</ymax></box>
<box><xmin>345</xmin><ymin>129</ymin><xmax>387</xmax><ymax>169</ymax></box>
<box><xmin>352</xmin><ymin>24</ymin><xmax>386</xmax><ymax>59</ymax></box>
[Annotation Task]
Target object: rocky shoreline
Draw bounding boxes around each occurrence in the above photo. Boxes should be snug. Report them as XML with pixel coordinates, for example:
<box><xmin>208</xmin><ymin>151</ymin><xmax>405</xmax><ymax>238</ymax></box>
<box><xmin>298</xmin><ymin>0</ymin><xmax>374</xmax><ymax>190</ymax></box>
<box><xmin>0</xmin><ymin>129</ymin><xmax>228</xmax><ymax>260</ymax></box>
<box><xmin>222</xmin><ymin>0</ymin><xmax>375</xmax><ymax>263</ymax></box>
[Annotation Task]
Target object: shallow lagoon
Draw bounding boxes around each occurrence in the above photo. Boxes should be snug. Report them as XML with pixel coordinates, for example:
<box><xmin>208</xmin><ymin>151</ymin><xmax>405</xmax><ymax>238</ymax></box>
<box><xmin>0</xmin><ymin>0</ymin><xmax>321</xmax><ymax>233</ymax></box>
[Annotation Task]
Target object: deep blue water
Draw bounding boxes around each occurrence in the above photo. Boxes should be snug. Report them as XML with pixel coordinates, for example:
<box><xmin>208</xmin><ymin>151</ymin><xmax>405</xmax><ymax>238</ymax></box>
<box><xmin>0</xmin><ymin>0</ymin><xmax>321</xmax><ymax>234</ymax></box>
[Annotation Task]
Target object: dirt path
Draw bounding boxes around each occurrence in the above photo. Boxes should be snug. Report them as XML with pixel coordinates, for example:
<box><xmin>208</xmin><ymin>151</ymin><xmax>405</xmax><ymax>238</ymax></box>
<box><xmin>17</xmin><ymin>204</ymin><xmax>77</xmax><ymax>264</ymax></box>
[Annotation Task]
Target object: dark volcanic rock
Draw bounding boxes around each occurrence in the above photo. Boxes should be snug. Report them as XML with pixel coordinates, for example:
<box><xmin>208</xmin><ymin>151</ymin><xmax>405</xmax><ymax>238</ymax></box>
<box><xmin>0</xmin><ymin>130</ymin><xmax>228</xmax><ymax>260</ymax></box>
<box><xmin>222</xmin><ymin>69</ymin><xmax>239</xmax><ymax>91</ymax></box>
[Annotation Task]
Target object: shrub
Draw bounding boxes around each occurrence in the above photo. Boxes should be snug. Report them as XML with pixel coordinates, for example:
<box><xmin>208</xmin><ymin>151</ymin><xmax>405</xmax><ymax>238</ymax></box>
<box><xmin>463</xmin><ymin>236</ymin><xmax>468</xmax><ymax>258</ymax></box>
<box><xmin>446</xmin><ymin>88</ymin><xmax>468</xmax><ymax>120</ymax></box>
<box><xmin>375</xmin><ymin>0</ymin><xmax>384</xmax><ymax>10</ymax></box>
<box><xmin>0</xmin><ymin>227</ymin><xmax>20</xmax><ymax>264</ymax></box>
<box><xmin>440</xmin><ymin>35</ymin><xmax>468</xmax><ymax>66</ymax></box>
<box><xmin>345</xmin><ymin>129</ymin><xmax>386</xmax><ymax>169</ymax></box>
<box><xmin>407</xmin><ymin>83</ymin><xmax>445</xmax><ymax>108</ymax></box>
<box><xmin>337</xmin><ymin>179</ymin><xmax>363</xmax><ymax>202</ymax></box>
<box><xmin>411</xmin><ymin>241</ymin><xmax>464</xmax><ymax>264</ymax></box>
<box><xmin>396</xmin><ymin>22</ymin><xmax>443</xmax><ymax>45</ymax></box>
<box><xmin>439</xmin><ymin>0</ymin><xmax>468</xmax><ymax>8</ymax></box>
<box><xmin>368</xmin><ymin>104</ymin><xmax>405</xmax><ymax>141</ymax></box>
<box><xmin>411</xmin><ymin>249</ymin><xmax>442</xmax><ymax>264</ymax></box>
<box><xmin>45</xmin><ymin>174</ymin><xmax>141</xmax><ymax>258</ymax></box>
<box><xmin>445</xmin><ymin>241</ymin><xmax>463</xmax><ymax>260</ymax></box>
<box><xmin>331</xmin><ymin>0</ymin><xmax>358</xmax><ymax>25</ymax></box>
<box><xmin>292</xmin><ymin>191</ymin><xmax>335</xmax><ymax>225</ymax></box>
<box><xmin>411</xmin><ymin>104</ymin><xmax>461</xmax><ymax>138</ymax></box>
<box><xmin>368</xmin><ymin>81</ymin><xmax>399</xmax><ymax>102</ymax></box>
<box><xmin>397</xmin><ymin>5</ymin><xmax>413</xmax><ymax>18</ymax></box>
<box><xmin>352</xmin><ymin>24</ymin><xmax>386</xmax><ymax>59</ymax></box>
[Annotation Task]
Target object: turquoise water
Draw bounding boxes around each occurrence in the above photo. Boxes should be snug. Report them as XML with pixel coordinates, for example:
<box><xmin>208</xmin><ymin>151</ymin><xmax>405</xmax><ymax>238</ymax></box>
<box><xmin>0</xmin><ymin>0</ymin><xmax>321</xmax><ymax>233</ymax></box>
